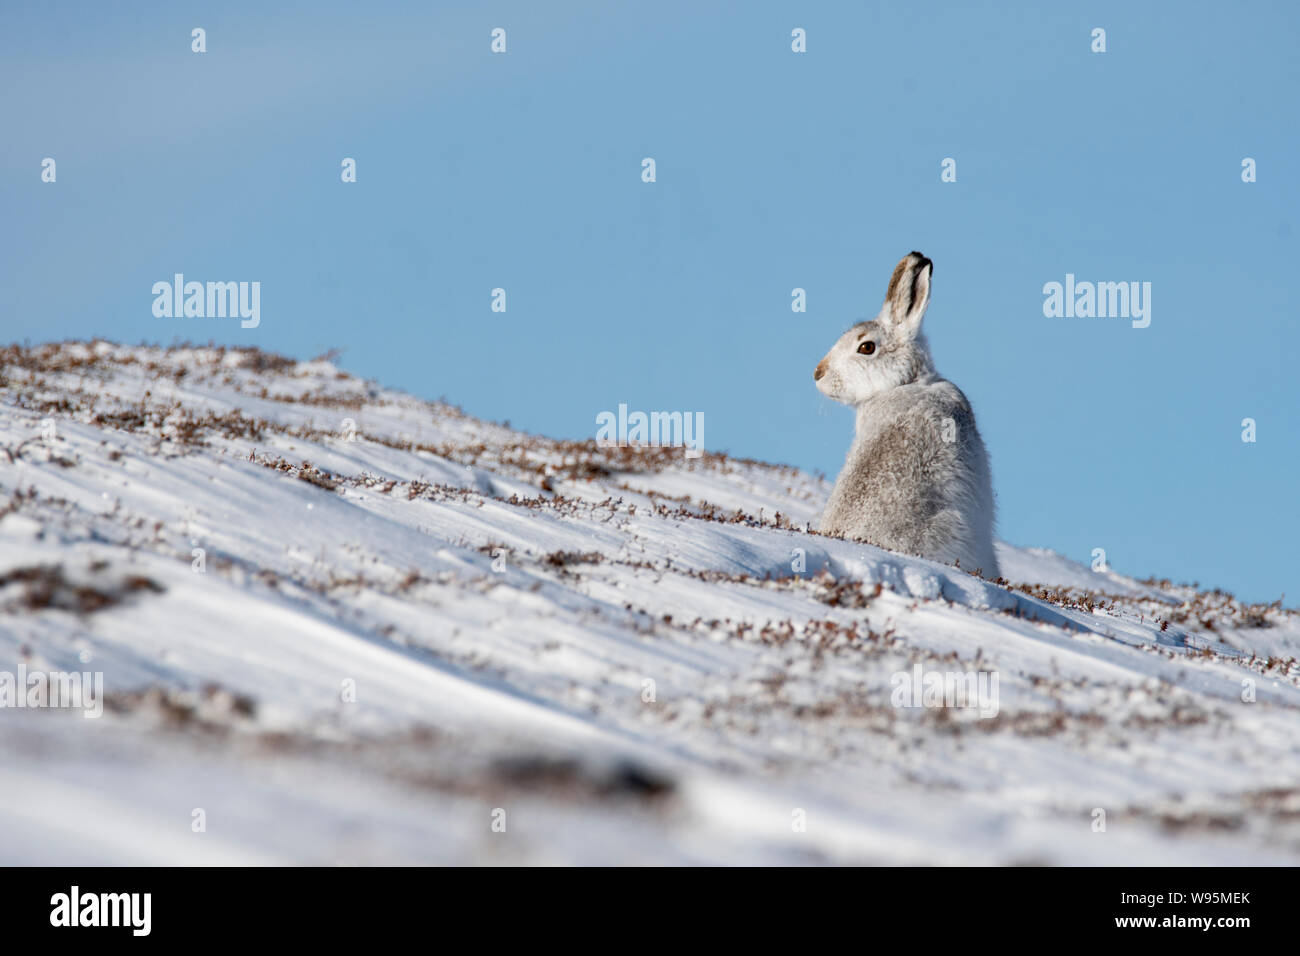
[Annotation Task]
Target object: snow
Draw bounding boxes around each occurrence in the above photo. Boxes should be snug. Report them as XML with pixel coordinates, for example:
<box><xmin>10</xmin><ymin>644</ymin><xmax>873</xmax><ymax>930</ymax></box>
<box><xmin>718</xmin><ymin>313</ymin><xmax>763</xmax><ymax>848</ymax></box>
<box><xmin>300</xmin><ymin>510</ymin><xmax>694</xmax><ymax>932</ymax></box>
<box><xmin>1</xmin><ymin>341</ymin><xmax>1297</xmax><ymax>864</ymax></box>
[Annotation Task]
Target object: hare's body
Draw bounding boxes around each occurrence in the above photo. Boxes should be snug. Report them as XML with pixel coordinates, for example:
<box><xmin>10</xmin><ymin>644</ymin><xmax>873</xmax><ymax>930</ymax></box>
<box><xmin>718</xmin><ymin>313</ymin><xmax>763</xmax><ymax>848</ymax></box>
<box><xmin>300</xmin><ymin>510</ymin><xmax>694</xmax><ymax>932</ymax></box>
<box><xmin>814</xmin><ymin>252</ymin><xmax>999</xmax><ymax>578</ymax></box>
<box><xmin>821</xmin><ymin>379</ymin><xmax>998</xmax><ymax>577</ymax></box>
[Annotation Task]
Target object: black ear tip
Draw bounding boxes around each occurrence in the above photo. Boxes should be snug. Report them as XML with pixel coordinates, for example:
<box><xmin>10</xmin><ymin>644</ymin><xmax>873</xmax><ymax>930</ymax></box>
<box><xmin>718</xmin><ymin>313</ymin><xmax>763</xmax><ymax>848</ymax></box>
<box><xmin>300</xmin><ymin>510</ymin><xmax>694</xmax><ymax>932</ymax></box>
<box><xmin>909</xmin><ymin>251</ymin><xmax>932</xmax><ymax>272</ymax></box>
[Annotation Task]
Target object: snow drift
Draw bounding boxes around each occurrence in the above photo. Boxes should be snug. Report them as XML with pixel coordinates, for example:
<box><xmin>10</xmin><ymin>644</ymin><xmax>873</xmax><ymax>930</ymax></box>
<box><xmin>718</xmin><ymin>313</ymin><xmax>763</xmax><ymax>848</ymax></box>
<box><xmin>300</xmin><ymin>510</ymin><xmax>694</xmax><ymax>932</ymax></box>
<box><xmin>1</xmin><ymin>341</ymin><xmax>1297</xmax><ymax>864</ymax></box>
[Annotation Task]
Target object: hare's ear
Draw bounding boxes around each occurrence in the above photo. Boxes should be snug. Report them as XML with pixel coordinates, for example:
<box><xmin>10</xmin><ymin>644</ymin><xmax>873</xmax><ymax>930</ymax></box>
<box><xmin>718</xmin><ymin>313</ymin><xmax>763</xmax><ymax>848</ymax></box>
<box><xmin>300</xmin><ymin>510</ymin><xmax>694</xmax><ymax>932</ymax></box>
<box><xmin>882</xmin><ymin>251</ymin><xmax>932</xmax><ymax>339</ymax></box>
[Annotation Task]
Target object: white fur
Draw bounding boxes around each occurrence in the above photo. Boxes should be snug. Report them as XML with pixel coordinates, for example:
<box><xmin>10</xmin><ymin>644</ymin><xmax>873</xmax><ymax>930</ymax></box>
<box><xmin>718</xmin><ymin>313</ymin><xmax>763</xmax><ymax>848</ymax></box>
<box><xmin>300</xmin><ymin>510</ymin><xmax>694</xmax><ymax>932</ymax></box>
<box><xmin>814</xmin><ymin>252</ymin><xmax>999</xmax><ymax>579</ymax></box>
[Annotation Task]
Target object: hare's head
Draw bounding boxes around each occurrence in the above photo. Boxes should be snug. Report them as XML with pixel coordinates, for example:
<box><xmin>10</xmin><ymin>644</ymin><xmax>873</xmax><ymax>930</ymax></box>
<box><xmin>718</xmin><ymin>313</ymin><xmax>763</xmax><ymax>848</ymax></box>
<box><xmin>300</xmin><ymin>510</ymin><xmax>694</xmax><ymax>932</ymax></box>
<box><xmin>814</xmin><ymin>251</ymin><xmax>937</xmax><ymax>405</ymax></box>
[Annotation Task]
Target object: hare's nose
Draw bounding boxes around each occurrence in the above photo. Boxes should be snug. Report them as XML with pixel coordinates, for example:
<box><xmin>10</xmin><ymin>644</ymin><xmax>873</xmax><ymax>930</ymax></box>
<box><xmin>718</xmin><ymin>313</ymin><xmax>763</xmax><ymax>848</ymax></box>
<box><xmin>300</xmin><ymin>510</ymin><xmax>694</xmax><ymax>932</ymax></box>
<box><xmin>814</xmin><ymin>359</ymin><xmax>828</xmax><ymax>381</ymax></box>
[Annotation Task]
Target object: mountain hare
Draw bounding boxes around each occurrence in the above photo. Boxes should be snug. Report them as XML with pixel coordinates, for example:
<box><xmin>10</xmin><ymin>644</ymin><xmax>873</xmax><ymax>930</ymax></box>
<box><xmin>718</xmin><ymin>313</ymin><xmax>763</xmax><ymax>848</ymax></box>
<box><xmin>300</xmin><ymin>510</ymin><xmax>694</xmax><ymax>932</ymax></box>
<box><xmin>814</xmin><ymin>251</ymin><xmax>999</xmax><ymax>579</ymax></box>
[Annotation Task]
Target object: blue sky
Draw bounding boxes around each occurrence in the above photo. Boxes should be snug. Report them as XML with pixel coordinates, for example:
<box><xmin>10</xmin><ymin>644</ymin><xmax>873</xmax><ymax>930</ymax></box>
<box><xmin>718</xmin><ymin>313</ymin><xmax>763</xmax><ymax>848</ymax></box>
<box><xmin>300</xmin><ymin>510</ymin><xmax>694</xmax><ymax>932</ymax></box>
<box><xmin>2</xmin><ymin>1</ymin><xmax>1297</xmax><ymax>603</ymax></box>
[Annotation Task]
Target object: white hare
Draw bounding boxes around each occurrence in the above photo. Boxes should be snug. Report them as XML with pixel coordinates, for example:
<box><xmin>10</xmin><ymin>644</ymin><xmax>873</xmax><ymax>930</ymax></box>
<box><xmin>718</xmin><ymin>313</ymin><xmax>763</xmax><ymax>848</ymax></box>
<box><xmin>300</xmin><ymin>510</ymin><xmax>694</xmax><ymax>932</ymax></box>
<box><xmin>814</xmin><ymin>251</ymin><xmax>999</xmax><ymax>579</ymax></box>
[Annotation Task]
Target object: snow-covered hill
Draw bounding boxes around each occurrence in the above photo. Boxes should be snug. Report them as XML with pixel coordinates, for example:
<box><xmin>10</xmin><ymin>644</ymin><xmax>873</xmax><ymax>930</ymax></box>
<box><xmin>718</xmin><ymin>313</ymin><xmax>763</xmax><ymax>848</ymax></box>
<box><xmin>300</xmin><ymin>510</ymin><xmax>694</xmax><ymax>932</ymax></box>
<box><xmin>1</xmin><ymin>341</ymin><xmax>1297</xmax><ymax>864</ymax></box>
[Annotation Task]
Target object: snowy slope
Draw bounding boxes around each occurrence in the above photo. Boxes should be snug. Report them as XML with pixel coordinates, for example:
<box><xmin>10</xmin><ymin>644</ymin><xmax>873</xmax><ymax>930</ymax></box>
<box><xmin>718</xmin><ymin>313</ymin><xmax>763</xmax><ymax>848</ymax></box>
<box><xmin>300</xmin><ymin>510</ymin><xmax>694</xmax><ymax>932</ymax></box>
<box><xmin>1</xmin><ymin>341</ymin><xmax>1297</xmax><ymax>865</ymax></box>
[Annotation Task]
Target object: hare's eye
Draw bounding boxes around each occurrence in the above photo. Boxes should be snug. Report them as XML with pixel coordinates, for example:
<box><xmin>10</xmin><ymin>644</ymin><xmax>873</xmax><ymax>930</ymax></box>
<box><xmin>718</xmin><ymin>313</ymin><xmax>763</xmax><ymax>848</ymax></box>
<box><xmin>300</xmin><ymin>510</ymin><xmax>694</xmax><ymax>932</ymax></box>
<box><xmin>857</xmin><ymin>341</ymin><xmax>876</xmax><ymax>355</ymax></box>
